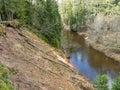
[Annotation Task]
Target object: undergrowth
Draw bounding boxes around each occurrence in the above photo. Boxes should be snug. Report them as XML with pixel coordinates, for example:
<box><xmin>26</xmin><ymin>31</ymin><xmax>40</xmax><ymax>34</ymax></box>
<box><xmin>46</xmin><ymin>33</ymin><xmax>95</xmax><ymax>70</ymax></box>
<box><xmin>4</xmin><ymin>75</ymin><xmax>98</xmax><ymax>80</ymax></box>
<box><xmin>0</xmin><ymin>64</ymin><xmax>16</xmax><ymax>90</ymax></box>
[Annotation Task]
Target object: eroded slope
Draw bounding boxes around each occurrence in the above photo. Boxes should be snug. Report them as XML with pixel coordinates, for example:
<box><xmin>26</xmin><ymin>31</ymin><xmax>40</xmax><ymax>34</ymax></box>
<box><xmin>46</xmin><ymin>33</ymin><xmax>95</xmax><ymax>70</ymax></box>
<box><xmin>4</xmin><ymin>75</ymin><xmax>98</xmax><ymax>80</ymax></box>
<box><xmin>0</xmin><ymin>27</ymin><xmax>94</xmax><ymax>90</ymax></box>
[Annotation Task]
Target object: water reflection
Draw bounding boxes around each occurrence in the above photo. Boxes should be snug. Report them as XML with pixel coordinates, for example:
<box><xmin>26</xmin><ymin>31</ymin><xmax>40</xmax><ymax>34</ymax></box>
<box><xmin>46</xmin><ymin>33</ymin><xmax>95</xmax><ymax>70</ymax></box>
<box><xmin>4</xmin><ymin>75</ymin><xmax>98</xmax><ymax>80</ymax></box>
<box><xmin>70</xmin><ymin>48</ymin><xmax>98</xmax><ymax>80</ymax></box>
<box><xmin>62</xmin><ymin>30</ymin><xmax>120</xmax><ymax>82</ymax></box>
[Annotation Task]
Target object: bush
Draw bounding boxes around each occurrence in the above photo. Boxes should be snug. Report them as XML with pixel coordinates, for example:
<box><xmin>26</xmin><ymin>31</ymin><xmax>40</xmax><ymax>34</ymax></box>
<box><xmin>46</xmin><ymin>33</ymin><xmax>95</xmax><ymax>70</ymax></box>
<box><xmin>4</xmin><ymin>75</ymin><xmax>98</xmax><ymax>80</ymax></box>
<box><xmin>94</xmin><ymin>74</ymin><xmax>120</xmax><ymax>90</ymax></box>
<box><xmin>0</xmin><ymin>64</ymin><xmax>16</xmax><ymax>90</ymax></box>
<box><xmin>112</xmin><ymin>76</ymin><xmax>120</xmax><ymax>90</ymax></box>
<box><xmin>5</xmin><ymin>20</ymin><xmax>20</xmax><ymax>28</ymax></box>
<box><xmin>93</xmin><ymin>75</ymin><xmax>109</xmax><ymax>90</ymax></box>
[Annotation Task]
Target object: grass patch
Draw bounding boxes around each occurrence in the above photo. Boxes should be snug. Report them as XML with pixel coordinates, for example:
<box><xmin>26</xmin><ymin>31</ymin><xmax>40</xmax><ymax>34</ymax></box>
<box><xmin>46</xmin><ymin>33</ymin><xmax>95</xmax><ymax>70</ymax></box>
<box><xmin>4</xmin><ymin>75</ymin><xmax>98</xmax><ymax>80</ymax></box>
<box><xmin>0</xmin><ymin>24</ymin><xmax>4</xmax><ymax>35</ymax></box>
<box><xmin>23</xmin><ymin>25</ymin><xmax>49</xmax><ymax>43</ymax></box>
<box><xmin>52</xmin><ymin>62</ymin><xmax>60</xmax><ymax>70</ymax></box>
<box><xmin>5</xmin><ymin>20</ymin><xmax>20</xmax><ymax>28</ymax></box>
<box><xmin>0</xmin><ymin>64</ymin><xmax>16</xmax><ymax>90</ymax></box>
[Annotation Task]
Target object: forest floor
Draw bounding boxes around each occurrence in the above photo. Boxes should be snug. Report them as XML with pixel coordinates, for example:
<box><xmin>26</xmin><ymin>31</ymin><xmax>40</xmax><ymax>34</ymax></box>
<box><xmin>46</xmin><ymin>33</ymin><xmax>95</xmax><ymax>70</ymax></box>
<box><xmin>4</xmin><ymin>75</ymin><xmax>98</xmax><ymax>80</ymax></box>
<box><xmin>78</xmin><ymin>30</ymin><xmax>120</xmax><ymax>62</ymax></box>
<box><xmin>0</xmin><ymin>27</ymin><xmax>94</xmax><ymax>90</ymax></box>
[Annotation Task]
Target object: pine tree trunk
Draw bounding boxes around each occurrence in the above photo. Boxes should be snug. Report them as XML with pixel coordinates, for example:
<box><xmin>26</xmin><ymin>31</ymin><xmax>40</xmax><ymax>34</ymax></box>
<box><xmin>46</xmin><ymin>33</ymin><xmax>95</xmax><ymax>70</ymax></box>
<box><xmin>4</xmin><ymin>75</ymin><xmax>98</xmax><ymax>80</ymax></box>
<box><xmin>0</xmin><ymin>14</ymin><xmax>3</xmax><ymax>24</ymax></box>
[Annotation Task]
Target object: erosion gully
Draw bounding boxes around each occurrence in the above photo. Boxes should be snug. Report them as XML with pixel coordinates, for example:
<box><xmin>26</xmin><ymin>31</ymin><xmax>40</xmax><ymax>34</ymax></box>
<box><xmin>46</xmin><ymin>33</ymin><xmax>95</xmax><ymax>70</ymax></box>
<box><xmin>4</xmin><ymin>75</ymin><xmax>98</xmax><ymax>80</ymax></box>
<box><xmin>61</xmin><ymin>30</ymin><xmax>120</xmax><ymax>87</ymax></box>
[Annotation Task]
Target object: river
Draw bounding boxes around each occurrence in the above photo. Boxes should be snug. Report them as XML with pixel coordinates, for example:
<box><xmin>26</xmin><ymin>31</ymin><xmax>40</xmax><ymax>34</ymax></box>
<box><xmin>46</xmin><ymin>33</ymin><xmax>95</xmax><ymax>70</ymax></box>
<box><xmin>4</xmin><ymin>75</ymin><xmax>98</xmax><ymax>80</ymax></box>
<box><xmin>61</xmin><ymin>30</ymin><xmax>120</xmax><ymax>87</ymax></box>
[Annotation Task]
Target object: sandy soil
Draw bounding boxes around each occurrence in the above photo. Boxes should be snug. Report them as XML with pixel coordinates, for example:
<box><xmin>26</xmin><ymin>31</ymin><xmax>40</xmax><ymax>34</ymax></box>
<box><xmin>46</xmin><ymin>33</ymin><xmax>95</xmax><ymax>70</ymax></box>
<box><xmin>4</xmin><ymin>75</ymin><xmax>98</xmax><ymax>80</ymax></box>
<box><xmin>0</xmin><ymin>27</ymin><xmax>94</xmax><ymax>90</ymax></box>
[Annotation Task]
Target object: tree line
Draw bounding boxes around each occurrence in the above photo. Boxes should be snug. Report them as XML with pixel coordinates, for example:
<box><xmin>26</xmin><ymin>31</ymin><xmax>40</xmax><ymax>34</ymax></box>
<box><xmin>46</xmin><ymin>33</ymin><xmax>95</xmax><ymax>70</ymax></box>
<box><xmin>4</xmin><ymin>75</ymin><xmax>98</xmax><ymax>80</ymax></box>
<box><xmin>59</xmin><ymin>0</ymin><xmax>120</xmax><ymax>31</ymax></box>
<box><xmin>0</xmin><ymin>0</ymin><xmax>62</xmax><ymax>48</ymax></box>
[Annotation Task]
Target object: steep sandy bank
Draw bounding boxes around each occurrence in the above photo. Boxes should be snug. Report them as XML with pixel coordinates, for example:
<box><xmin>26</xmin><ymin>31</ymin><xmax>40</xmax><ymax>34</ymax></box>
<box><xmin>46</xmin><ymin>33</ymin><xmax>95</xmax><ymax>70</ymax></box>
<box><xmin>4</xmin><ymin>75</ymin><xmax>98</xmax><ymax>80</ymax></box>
<box><xmin>0</xmin><ymin>27</ymin><xmax>94</xmax><ymax>90</ymax></box>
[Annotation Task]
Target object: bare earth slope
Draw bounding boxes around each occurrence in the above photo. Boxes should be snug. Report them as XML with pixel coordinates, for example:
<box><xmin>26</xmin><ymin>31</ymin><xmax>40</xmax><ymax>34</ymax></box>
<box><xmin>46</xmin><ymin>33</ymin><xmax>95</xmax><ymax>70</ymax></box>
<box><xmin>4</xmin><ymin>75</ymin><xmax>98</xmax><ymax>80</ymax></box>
<box><xmin>0</xmin><ymin>27</ymin><xmax>94</xmax><ymax>90</ymax></box>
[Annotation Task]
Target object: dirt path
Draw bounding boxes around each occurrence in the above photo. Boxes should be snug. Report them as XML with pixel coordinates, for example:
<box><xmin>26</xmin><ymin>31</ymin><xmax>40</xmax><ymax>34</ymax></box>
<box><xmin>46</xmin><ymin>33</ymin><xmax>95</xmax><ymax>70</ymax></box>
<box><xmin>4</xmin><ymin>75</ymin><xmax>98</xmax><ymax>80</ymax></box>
<box><xmin>0</xmin><ymin>27</ymin><xmax>94</xmax><ymax>90</ymax></box>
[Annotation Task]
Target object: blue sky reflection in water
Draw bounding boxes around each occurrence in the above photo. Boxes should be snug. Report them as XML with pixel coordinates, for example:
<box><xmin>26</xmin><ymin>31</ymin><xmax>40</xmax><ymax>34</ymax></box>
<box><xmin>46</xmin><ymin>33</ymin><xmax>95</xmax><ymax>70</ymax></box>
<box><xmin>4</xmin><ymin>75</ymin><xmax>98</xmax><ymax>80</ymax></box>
<box><xmin>70</xmin><ymin>48</ymin><xmax>98</xmax><ymax>81</ymax></box>
<box><xmin>62</xmin><ymin>31</ymin><xmax>120</xmax><ymax>87</ymax></box>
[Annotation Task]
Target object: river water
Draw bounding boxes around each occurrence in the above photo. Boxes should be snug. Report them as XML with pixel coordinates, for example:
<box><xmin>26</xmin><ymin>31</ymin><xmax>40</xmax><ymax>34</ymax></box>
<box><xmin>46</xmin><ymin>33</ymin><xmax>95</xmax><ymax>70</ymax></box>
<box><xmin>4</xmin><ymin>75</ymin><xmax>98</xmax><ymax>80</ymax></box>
<box><xmin>61</xmin><ymin>30</ymin><xmax>120</xmax><ymax>87</ymax></box>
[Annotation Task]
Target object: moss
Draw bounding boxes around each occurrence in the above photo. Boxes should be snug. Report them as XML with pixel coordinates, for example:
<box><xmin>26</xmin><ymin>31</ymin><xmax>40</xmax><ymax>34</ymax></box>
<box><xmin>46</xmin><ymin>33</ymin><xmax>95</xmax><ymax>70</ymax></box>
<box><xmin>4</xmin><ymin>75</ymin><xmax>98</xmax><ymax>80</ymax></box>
<box><xmin>5</xmin><ymin>20</ymin><xmax>20</xmax><ymax>28</ymax></box>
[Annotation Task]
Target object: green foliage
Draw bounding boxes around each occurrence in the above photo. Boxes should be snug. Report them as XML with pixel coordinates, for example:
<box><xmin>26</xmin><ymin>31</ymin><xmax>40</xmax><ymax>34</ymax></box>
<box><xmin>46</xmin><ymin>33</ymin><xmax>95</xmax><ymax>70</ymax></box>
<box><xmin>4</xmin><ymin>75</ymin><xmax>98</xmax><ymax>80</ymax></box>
<box><xmin>0</xmin><ymin>24</ymin><xmax>4</xmax><ymax>33</ymax></box>
<box><xmin>59</xmin><ymin>0</ymin><xmax>120</xmax><ymax>32</ymax></box>
<box><xmin>34</xmin><ymin>0</ymin><xmax>63</xmax><ymax>48</ymax></box>
<box><xmin>59</xmin><ymin>0</ymin><xmax>86</xmax><ymax>31</ymax></box>
<box><xmin>93</xmin><ymin>75</ymin><xmax>109</xmax><ymax>90</ymax></box>
<box><xmin>0</xmin><ymin>64</ymin><xmax>16</xmax><ymax>90</ymax></box>
<box><xmin>5</xmin><ymin>20</ymin><xmax>20</xmax><ymax>28</ymax></box>
<box><xmin>112</xmin><ymin>76</ymin><xmax>120</xmax><ymax>90</ymax></box>
<box><xmin>94</xmin><ymin>74</ymin><xmax>120</xmax><ymax>90</ymax></box>
<box><xmin>0</xmin><ymin>0</ymin><xmax>32</xmax><ymax>22</ymax></box>
<box><xmin>0</xmin><ymin>0</ymin><xmax>63</xmax><ymax>48</ymax></box>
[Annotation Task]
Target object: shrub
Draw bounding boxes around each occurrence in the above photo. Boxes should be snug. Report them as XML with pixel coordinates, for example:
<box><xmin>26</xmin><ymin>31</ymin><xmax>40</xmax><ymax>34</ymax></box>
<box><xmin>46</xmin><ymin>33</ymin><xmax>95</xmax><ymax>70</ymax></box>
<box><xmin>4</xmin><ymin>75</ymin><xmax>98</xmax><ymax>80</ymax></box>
<box><xmin>112</xmin><ymin>76</ymin><xmax>120</xmax><ymax>90</ymax></box>
<box><xmin>0</xmin><ymin>65</ymin><xmax>16</xmax><ymax>90</ymax></box>
<box><xmin>5</xmin><ymin>20</ymin><xmax>20</xmax><ymax>28</ymax></box>
<box><xmin>93</xmin><ymin>75</ymin><xmax>109</xmax><ymax>90</ymax></box>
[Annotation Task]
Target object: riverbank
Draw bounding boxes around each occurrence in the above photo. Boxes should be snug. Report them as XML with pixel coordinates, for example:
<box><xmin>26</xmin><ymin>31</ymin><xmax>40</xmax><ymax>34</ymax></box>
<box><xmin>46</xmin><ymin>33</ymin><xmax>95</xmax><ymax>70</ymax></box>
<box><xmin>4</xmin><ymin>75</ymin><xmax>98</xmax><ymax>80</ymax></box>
<box><xmin>78</xmin><ymin>31</ymin><xmax>120</xmax><ymax>62</ymax></box>
<box><xmin>0</xmin><ymin>27</ymin><xmax>94</xmax><ymax>90</ymax></box>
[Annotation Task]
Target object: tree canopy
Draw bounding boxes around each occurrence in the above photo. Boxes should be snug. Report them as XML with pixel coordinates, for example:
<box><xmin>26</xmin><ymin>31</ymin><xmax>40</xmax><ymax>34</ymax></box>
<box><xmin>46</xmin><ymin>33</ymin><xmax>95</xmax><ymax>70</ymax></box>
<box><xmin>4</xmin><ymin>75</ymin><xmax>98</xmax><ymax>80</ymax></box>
<box><xmin>59</xmin><ymin>0</ymin><xmax>120</xmax><ymax>31</ymax></box>
<box><xmin>0</xmin><ymin>0</ymin><xmax>62</xmax><ymax>48</ymax></box>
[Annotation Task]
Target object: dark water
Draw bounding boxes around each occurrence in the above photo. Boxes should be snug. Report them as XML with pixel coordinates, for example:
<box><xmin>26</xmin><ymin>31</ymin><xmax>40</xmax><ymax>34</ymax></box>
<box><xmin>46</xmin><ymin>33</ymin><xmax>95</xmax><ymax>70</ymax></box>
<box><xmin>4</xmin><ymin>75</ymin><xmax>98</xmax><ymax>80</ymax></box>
<box><xmin>61</xmin><ymin>30</ymin><xmax>120</xmax><ymax>86</ymax></box>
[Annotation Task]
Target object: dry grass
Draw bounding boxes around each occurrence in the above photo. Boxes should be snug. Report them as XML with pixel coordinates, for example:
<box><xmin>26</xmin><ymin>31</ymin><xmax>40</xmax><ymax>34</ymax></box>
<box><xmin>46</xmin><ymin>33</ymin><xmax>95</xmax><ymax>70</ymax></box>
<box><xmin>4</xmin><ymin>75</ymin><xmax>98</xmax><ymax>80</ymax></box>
<box><xmin>0</xmin><ymin>27</ymin><xmax>94</xmax><ymax>90</ymax></box>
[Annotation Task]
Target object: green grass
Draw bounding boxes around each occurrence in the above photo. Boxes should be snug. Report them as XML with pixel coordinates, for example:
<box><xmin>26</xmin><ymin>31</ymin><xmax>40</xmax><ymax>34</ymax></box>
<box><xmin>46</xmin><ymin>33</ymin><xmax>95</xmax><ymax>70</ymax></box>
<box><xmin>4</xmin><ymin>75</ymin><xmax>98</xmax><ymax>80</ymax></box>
<box><xmin>0</xmin><ymin>64</ymin><xmax>16</xmax><ymax>90</ymax></box>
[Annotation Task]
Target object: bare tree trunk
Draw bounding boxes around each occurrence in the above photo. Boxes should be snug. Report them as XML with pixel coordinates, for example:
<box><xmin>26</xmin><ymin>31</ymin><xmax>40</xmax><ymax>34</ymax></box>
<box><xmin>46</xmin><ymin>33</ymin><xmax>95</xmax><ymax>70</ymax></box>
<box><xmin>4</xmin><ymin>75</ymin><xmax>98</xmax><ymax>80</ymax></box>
<box><xmin>2</xmin><ymin>0</ymin><xmax>7</xmax><ymax>20</ymax></box>
<box><xmin>6</xmin><ymin>11</ymin><xmax>10</xmax><ymax>20</ymax></box>
<box><xmin>0</xmin><ymin>14</ymin><xmax>3</xmax><ymax>24</ymax></box>
<box><xmin>11</xmin><ymin>12</ymin><xmax>13</xmax><ymax>20</ymax></box>
<box><xmin>6</xmin><ymin>12</ymin><xmax>9</xmax><ymax>20</ymax></box>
